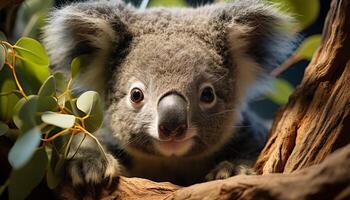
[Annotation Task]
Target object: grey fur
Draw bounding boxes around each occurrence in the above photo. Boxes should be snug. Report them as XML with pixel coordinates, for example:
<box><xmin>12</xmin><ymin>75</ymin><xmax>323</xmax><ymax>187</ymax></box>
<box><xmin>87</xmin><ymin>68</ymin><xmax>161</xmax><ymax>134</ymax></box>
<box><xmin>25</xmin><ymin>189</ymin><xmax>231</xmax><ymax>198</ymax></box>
<box><xmin>43</xmin><ymin>0</ymin><xmax>296</xmax><ymax>186</ymax></box>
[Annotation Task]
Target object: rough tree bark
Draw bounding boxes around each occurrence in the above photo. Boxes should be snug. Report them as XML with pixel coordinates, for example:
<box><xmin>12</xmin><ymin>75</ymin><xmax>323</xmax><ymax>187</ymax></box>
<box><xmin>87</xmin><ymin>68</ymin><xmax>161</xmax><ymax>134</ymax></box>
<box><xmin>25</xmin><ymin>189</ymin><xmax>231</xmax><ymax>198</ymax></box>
<box><xmin>58</xmin><ymin>0</ymin><xmax>350</xmax><ymax>199</ymax></box>
<box><xmin>254</xmin><ymin>0</ymin><xmax>350</xmax><ymax>174</ymax></box>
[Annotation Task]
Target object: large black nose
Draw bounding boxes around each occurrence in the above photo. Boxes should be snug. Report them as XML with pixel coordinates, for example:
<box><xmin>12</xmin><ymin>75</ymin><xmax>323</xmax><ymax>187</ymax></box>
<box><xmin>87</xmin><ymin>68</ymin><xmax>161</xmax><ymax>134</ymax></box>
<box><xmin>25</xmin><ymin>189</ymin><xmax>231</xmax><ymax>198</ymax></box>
<box><xmin>157</xmin><ymin>93</ymin><xmax>188</xmax><ymax>140</ymax></box>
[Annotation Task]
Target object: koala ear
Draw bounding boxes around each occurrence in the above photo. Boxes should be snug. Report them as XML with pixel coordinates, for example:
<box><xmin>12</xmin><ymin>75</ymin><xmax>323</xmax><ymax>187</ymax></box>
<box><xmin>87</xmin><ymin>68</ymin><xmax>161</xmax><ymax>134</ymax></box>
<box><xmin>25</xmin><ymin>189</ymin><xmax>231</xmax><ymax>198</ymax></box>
<box><xmin>211</xmin><ymin>0</ymin><xmax>296</xmax><ymax>100</ymax></box>
<box><xmin>43</xmin><ymin>1</ymin><xmax>132</xmax><ymax>91</ymax></box>
<box><xmin>224</xmin><ymin>0</ymin><xmax>295</xmax><ymax>69</ymax></box>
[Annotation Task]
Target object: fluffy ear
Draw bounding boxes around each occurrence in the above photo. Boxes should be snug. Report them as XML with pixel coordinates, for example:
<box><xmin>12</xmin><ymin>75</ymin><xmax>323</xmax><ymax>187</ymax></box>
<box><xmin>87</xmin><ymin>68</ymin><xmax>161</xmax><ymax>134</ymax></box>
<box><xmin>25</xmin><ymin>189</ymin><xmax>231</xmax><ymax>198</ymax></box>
<box><xmin>211</xmin><ymin>0</ymin><xmax>296</xmax><ymax>100</ymax></box>
<box><xmin>42</xmin><ymin>0</ymin><xmax>132</xmax><ymax>91</ymax></box>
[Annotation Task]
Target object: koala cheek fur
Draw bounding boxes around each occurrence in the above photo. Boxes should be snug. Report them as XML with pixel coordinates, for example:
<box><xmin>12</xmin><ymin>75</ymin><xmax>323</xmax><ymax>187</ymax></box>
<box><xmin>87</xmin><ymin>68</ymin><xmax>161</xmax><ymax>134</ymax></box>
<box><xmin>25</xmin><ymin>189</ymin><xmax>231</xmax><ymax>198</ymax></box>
<box><xmin>43</xmin><ymin>0</ymin><xmax>296</xmax><ymax>186</ymax></box>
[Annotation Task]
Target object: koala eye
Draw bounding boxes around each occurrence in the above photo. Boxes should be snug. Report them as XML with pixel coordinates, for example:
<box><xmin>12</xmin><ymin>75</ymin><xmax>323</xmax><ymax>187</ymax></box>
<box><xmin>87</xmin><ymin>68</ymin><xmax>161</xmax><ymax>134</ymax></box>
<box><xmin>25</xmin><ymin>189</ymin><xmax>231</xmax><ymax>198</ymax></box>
<box><xmin>130</xmin><ymin>88</ymin><xmax>144</xmax><ymax>104</ymax></box>
<box><xmin>200</xmin><ymin>85</ymin><xmax>216</xmax><ymax>105</ymax></box>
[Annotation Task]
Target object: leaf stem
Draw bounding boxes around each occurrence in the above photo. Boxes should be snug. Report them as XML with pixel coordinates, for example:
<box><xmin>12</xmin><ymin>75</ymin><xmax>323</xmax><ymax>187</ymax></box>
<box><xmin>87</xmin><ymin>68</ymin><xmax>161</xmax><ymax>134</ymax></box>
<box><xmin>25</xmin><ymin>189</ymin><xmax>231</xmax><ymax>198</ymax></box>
<box><xmin>67</xmin><ymin>133</ymin><xmax>86</xmax><ymax>160</ymax></box>
<box><xmin>42</xmin><ymin>128</ymin><xmax>70</xmax><ymax>142</ymax></box>
<box><xmin>270</xmin><ymin>54</ymin><xmax>301</xmax><ymax>77</ymax></box>
<box><xmin>75</xmin><ymin>125</ymin><xmax>107</xmax><ymax>161</ymax></box>
<box><xmin>1</xmin><ymin>41</ymin><xmax>28</xmax><ymax>100</ymax></box>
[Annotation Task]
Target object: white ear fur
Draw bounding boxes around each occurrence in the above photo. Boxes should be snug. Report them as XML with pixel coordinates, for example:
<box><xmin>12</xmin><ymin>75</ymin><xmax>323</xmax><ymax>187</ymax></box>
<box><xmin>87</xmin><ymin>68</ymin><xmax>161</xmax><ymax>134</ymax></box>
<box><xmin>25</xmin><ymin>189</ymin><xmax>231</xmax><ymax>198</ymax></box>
<box><xmin>42</xmin><ymin>2</ymin><xmax>128</xmax><ymax>94</ymax></box>
<box><xmin>226</xmin><ymin>23</ymin><xmax>265</xmax><ymax>106</ymax></box>
<box><xmin>222</xmin><ymin>1</ymin><xmax>296</xmax><ymax>105</ymax></box>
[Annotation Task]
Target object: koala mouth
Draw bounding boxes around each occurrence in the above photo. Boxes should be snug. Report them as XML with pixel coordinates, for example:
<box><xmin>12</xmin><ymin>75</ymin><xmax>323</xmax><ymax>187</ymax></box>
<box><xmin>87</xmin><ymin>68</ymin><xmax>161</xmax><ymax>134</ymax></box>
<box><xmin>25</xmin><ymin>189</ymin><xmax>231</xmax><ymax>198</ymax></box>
<box><xmin>153</xmin><ymin>137</ymin><xmax>195</xmax><ymax>157</ymax></box>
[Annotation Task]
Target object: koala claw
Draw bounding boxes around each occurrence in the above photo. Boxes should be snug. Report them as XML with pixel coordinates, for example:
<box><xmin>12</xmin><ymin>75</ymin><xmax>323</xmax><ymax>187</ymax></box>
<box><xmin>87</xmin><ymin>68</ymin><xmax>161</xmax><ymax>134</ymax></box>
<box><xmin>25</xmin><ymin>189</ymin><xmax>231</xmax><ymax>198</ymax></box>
<box><xmin>66</xmin><ymin>150</ymin><xmax>122</xmax><ymax>186</ymax></box>
<box><xmin>205</xmin><ymin>160</ymin><xmax>255</xmax><ymax>181</ymax></box>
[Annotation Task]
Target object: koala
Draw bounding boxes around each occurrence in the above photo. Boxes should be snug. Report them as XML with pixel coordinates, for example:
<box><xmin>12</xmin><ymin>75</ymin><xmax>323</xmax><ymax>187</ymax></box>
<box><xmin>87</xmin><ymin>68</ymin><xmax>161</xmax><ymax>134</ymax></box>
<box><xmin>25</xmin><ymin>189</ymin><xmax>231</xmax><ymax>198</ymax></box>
<box><xmin>43</xmin><ymin>0</ymin><xmax>295</xmax><ymax>186</ymax></box>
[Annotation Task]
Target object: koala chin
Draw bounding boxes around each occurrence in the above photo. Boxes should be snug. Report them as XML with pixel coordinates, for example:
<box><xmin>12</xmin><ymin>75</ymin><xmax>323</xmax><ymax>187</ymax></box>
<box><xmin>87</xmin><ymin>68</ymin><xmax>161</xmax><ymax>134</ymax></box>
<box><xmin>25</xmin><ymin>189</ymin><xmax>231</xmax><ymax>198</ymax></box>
<box><xmin>43</xmin><ymin>0</ymin><xmax>296</xmax><ymax>186</ymax></box>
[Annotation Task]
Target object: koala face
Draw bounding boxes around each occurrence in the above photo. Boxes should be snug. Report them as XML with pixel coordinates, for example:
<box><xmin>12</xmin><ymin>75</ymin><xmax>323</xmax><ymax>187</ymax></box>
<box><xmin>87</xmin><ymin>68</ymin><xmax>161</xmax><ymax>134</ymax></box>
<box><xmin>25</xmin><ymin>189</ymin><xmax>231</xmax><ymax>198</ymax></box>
<box><xmin>107</xmin><ymin>34</ymin><xmax>237</xmax><ymax>157</ymax></box>
<box><xmin>44</xmin><ymin>0</ymin><xmax>295</xmax><ymax>158</ymax></box>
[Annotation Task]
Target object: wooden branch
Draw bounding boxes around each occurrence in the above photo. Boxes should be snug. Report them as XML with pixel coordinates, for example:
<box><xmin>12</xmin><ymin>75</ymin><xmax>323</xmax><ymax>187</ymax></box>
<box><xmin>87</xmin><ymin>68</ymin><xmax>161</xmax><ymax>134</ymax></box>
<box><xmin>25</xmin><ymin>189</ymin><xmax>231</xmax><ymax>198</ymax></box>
<box><xmin>254</xmin><ymin>0</ymin><xmax>350</xmax><ymax>174</ymax></box>
<box><xmin>59</xmin><ymin>144</ymin><xmax>350</xmax><ymax>200</ymax></box>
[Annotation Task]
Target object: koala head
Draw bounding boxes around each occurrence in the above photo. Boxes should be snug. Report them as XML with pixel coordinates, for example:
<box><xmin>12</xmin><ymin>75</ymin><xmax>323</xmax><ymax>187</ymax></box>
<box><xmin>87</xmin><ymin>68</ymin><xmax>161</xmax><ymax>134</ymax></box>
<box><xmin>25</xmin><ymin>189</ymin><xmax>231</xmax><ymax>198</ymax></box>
<box><xmin>44</xmin><ymin>0</ymin><xmax>295</xmax><ymax>158</ymax></box>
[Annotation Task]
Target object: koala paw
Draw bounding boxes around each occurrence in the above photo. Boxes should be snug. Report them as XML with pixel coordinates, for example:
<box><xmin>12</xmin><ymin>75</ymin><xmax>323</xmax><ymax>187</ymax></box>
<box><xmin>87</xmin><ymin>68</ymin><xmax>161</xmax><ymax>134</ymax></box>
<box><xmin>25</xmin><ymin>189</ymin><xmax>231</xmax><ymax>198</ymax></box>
<box><xmin>66</xmin><ymin>149</ymin><xmax>122</xmax><ymax>186</ymax></box>
<box><xmin>205</xmin><ymin>160</ymin><xmax>255</xmax><ymax>181</ymax></box>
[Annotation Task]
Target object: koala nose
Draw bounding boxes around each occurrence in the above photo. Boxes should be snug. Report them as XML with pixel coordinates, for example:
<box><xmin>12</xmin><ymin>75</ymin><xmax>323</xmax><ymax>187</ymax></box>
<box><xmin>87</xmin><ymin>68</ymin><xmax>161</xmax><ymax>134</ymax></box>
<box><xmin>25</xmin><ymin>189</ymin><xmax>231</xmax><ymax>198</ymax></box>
<box><xmin>157</xmin><ymin>93</ymin><xmax>188</xmax><ymax>140</ymax></box>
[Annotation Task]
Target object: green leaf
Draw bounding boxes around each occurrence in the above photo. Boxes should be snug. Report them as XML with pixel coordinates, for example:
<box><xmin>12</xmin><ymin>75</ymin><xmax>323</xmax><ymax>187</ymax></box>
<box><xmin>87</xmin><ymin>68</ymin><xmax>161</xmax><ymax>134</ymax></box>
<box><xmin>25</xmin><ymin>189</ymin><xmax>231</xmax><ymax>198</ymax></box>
<box><xmin>12</xmin><ymin>96</ymin><xmax>57</xmax><ymax>132</ymax></box>
<box><xmin>77</xmin><ymin>91</ymin><xmax>100</xmax><ymax>114</ymax></box>
<box><xmin>15</xmin><ymin>0</ymin><xmax>54</xmax><ymax>38</ymax></box>
<box><xmin>53</xmin><ymin>72</ymin><xmax>69</xmax><ymax>94</ymax></box>
<box><xmin>0</xmin><ymin>45</ymin><xmax>5</xmax><ymax>71</ymax></box>
<box><xmin>46</xmin><ymin>146</ymin><xmax>63</xmax><ymax>189</ymax></box>
<box><xmin>296</xmin><ymin>35</ymin><xmax>322</xmax><ymax>60</ymax></box>
<box><xmin>67</xmin><ymin>99</ymin><xmax>85</xmax><ymax>117</ymax></box>
<box><xmin>0</xmin><ymin>31</ymin><xmax>7</xmax><ymax>41</ymax></box>
<box><xmin>268</xmin><ymin>0</ymin><xmax>320</xmax><ymax>29</ymax></box>
<box><xmin>38</xmin><ymin>75</ymin><xmax>56</xmax><ymax>96</ymax></box>
<box><xmin>37</xmin><ymin>96</ymin><xmax>59</xmax><ymax>113</ymax></box>
<box><xmin>0</xmin><ymin>180</ymin><xmax>8</xmax><ymax>197</ymax></box>
<box><xmin>148</xmin><ymin>0</ymin><xmax>187</xmax><ymax>7</ymax></box>
<box><xmin>41</xmin><ymin>112</ymin><xmax>75</xmax><ymax>128</ymax></box>
<box><xmin>0</xmin><ymin>69</ymin><xmax>21</xmax><ymax>121</ymax></box>
<box><xmin>8</xmin><ymin>147</ymin><xmax>48</xmax><ymax>200</ymax></box>
<box><xmin>14</xmin><ymin>37</ymin><xmax>50</xmax><ymax>83</ymax></box>
<box><xmin>8</xmin><ymin>127</ymin><xmax>42</xmax><ymax>169</ymax></box>
<box><xmin>71</xmin><ymin>58</ymin><xmax>80</xmax><ymax>79</ymax></box>
<box><xmin>0</xmin><ymin>121</ymin><xmax>9</xmax><ymax>136</ymax></box>
<box><xmin>266</xmin><ymin>78</ymin><xmax>294</xmax><ymax>105</ymax></box>
<box><xmin>13</xmin><ymin>96</ymin><xmax>38</xmax><ymax>132</ymax></box>
<box><xmin>14</xmin><ymin>37</ymin><xmax>49</xmax><ymax>67</ymax></box>
<box><xmin>76</xmin><ymin>91</ymin><xmax>103</xmax><ymax>132</ymax></box>
<box><xmin>71</xmin><ymin>55</ymin><xmax>89</xmax><ymax>79</ymax></box>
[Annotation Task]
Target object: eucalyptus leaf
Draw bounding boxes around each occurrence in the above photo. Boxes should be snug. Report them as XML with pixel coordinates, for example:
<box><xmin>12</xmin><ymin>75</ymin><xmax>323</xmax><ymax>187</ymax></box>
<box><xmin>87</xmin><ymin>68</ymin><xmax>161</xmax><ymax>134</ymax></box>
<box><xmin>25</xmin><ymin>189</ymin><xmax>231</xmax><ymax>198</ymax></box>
<box><xmin>12</xmin><ymin>97</ymin><xmax>27</xmax><ymax>129</ymax></box>
<box><xmin>53</xmin><ymin>72</ymin><xmax>69</xmax><ymax>94</ymax></box>
<box><xmin>8</xmin><ymin>127</ymin><xmax>42</xmax><ymax>169</ymax></box>
<box><xmin>38</xmin><ymin>75</ymin><xmax>56</xmax><ymax>96</ymax></box>
<box><xmin>0</xmin><ymin>181</ymin><xmax>7</xmax><ymax>197</ymax></box>
<box><xmin>84</xmin><ymin>105</ymin><xmax>103</xmax><ymax>133</ymax></box>
<box><xmin>68</xmin><ymin>98</ymin><xmax>85</xmax><ymax>117</ymax></box>
<box><xmin>41</xmin><ymin>112</ymin><xmax>75</xmax><ymax>128</ymax></box>
<box><xmin>71</xmin><ymin>56</ymin><xmax>86</xmax><ymax>79</ymax></box>
<box><xmin>14</xmin><ymin>0</ymin><xmax>54</xmax><ymax>38</ymax></box>
<box><xmin>46</xmin><ymin>146</ymin><xmax>62</xmax><ymax>189</ymax></box>
<box><xmin>0</xmin><ymin>31</ymin><xmax>7</xmax><ymax>41</ymax></box>
<box><xmin>266</xmin><ymin>78</ymin><xmax>294</xmax><ymax>105</ymax></box>
<box><xmin>76</xmin><ymin>91</ymin><xmax>103</xmax><ymax>132</ymax></box>
<box><xmin>268</xmin><ymin>0</ymin><xmax>320</xmax><ymax>29</ymax></box>
<box><xmin>14</xmin><ymin>37</ymin><xmax>49</xmax><ymax>67</ymax></box>
<box><xmin>37</xmin><ymin>96</ymin><xmax>59</xmax><ymax>113</ymax></box>
<box><xmin>77</xmin><ymin>91</ymin><xmax>100</xmax><ymax>114</ymax></box>
<box><xmin>58</xmin><ymin>95</ymin><xmax>66</xmax><ymax>107</ymax></box>
<box><xmin>0</xmin><ymin>121</ymin><xmax>9</xmax><ymax>136</ymax></box>
<box><xmin>13</xmin><ymin>96</ymin><xmax>38</xmax><ymax>133</ymax></box>
<box><xmin>0</xmin><ymin>70</ymin><xmax>21</xmax><ymax>121</ymax></box>
<box><xmin>296</xmin><ymin>35</ymin><xmax>322</xmax><ymax>60</ymax></box>
<box><xmin>0</xmin><ymin>45</ymin><xmax>5</xmax><ymax>71</ymax></box>
<box><xmin>14</xmin><ymin>37</ymin><xmax>50</xmax><ymax>83</ymax></box>
<box><xmin>8</xmin><ymin>147</ymin><xmax>48</xmax><ymax>200</ymax></box>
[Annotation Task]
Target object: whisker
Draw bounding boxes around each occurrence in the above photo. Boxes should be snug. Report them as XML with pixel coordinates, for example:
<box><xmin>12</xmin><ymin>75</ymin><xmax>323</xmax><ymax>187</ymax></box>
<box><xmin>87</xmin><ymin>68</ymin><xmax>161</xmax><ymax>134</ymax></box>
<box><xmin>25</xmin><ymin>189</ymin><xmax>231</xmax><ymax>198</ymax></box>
<box><xmin>207</xmin><ymin>108</ymin><xmax>237</xmax><ymax>117</ymax></box>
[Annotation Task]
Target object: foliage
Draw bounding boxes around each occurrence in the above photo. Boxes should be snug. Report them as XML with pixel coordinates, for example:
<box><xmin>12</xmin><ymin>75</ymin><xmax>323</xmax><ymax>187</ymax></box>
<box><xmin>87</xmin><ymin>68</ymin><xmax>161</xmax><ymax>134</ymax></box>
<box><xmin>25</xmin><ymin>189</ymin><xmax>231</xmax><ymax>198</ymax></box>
<box><xmin>0</xmin><ymin>36</ymin><xmax>105</xmax><ymax>199</ymax></box>
<box><xmin>295</xmin><ymin>34</ymin><xmax>322</xmax><ymax>60</ymax></box>
<box><xmin>14</xmin><ymin>0</ymin><xmax>54</xmax><ymax>39</ymax></box>
<box><xmin>267</xmin><ymin>0</ymin><xmax>320</xmax><ymax>30</ymax></box>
